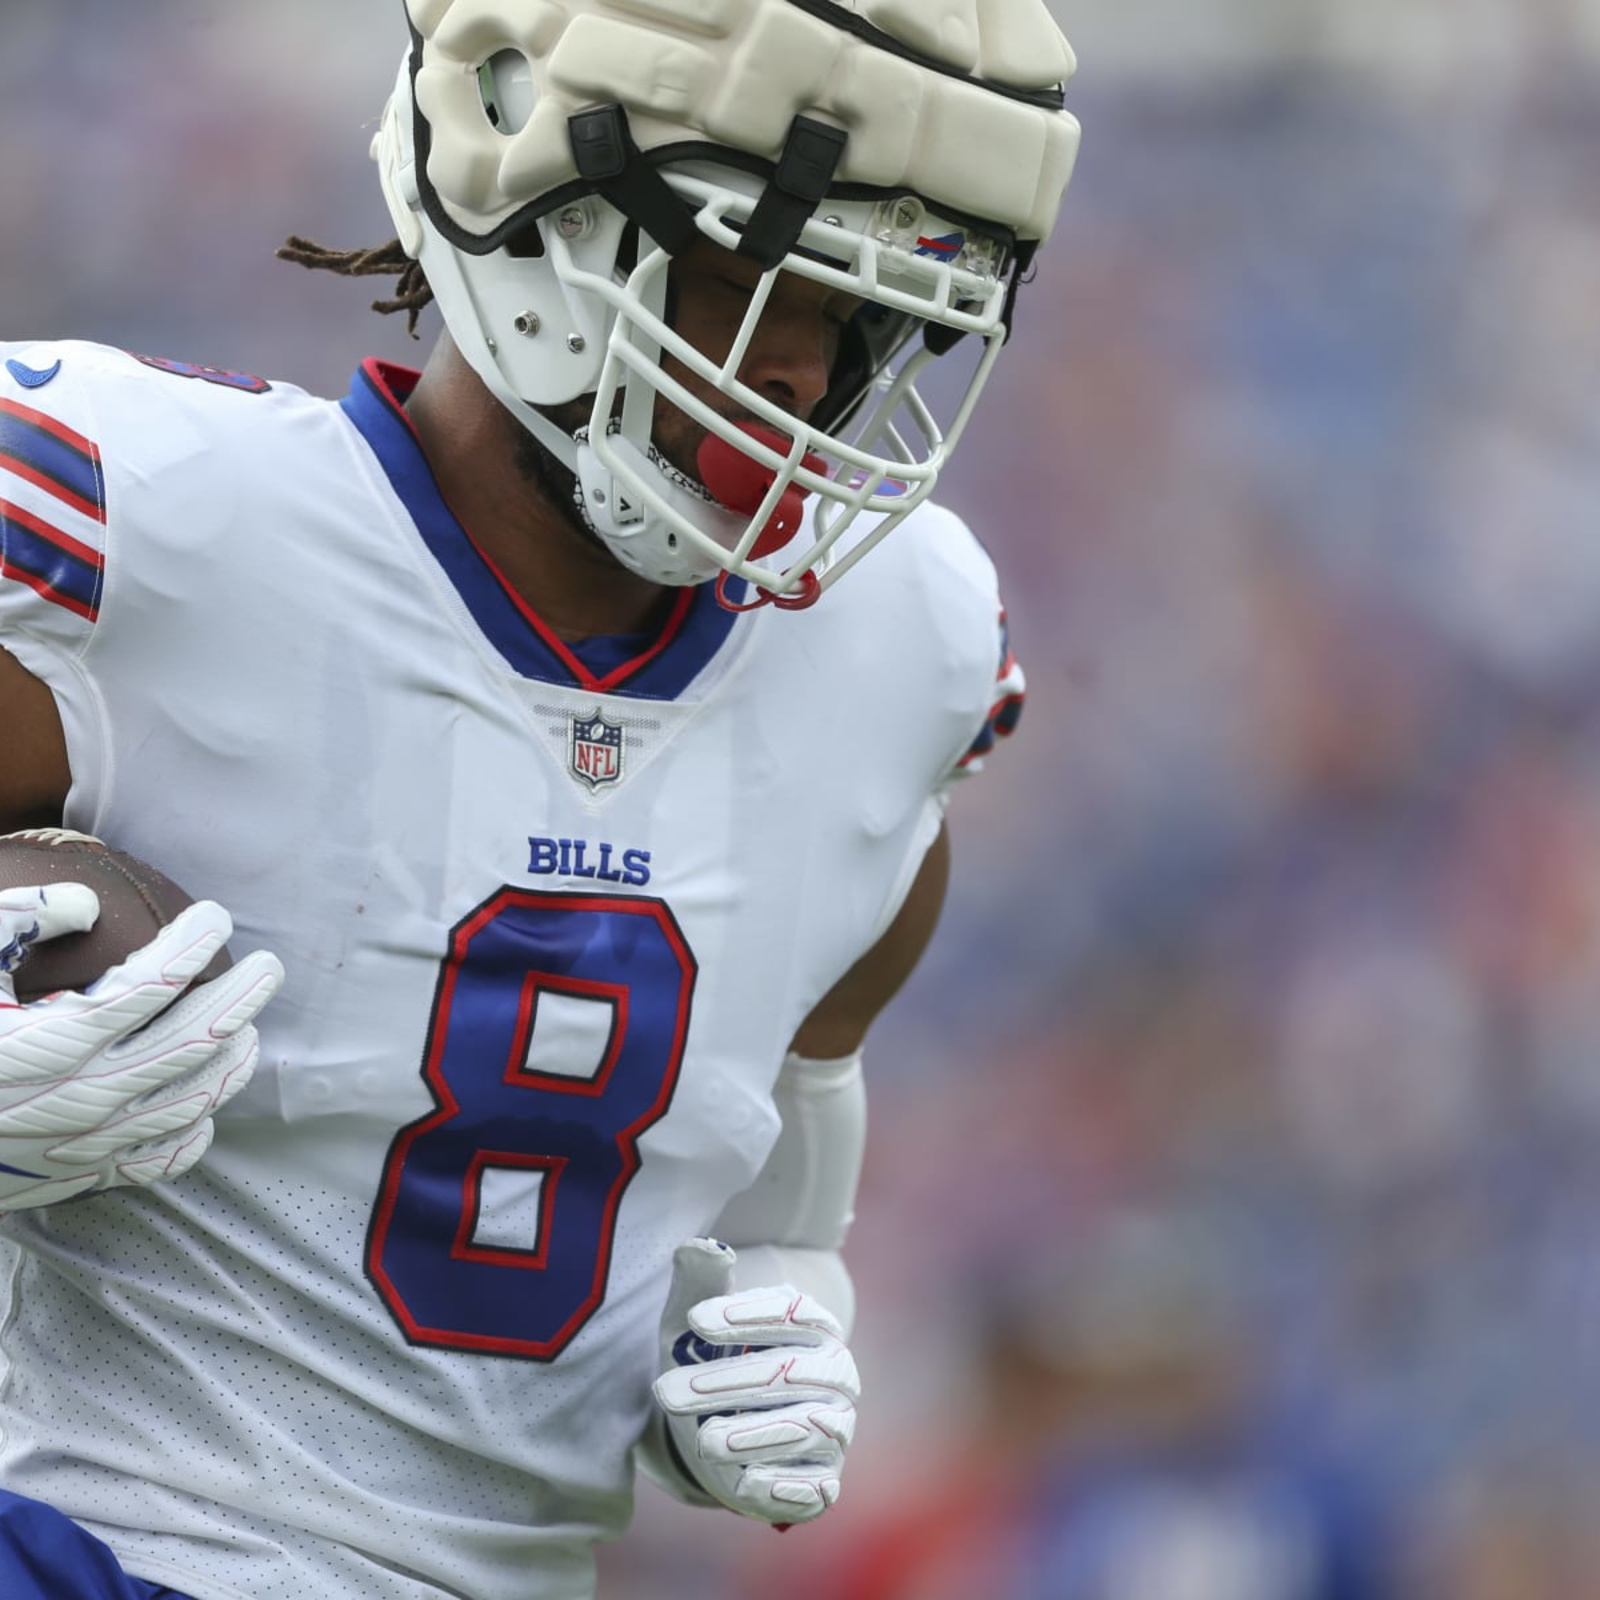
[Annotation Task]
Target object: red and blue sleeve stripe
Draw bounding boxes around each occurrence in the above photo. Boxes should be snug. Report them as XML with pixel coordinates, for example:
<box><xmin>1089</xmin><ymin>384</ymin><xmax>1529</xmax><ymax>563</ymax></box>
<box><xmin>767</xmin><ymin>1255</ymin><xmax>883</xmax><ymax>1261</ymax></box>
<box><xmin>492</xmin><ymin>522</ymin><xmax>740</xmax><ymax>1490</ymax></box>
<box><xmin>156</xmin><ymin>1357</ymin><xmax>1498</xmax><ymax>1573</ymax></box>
<box><xmin>958</xmin><ymin>610</ymin><xmax>1025</xmax><ymax>770</ymax></box>
<box><xmin>0</xmin><ymin>397</ymin><xmax>105</xmax><ymax>623</ymax></box>
<box><xmin>0</xmin><ymin>399</ymin><xmax>104</xmax><ymax>523</ymax></box>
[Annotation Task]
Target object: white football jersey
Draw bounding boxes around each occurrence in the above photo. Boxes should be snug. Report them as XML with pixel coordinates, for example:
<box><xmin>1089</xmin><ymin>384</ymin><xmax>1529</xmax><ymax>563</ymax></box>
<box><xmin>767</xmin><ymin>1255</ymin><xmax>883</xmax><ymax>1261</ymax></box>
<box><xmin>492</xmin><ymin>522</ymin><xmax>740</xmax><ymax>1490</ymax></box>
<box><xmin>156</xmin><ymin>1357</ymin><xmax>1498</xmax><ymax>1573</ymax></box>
<box><xmin>0</xmin><ymin>342</ymin><xmax>1019</xmax><ymax>1600</ymax></box>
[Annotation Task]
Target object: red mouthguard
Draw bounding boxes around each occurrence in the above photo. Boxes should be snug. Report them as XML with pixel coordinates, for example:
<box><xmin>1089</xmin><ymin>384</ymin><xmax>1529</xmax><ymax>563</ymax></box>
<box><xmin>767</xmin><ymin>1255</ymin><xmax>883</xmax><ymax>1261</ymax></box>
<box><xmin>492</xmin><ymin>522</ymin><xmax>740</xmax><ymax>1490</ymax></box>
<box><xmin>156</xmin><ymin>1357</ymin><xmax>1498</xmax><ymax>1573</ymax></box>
<box><xmin>697</xmin><ymin>423</ymin><xmax>829</xmax><ymax>559</ymax></box>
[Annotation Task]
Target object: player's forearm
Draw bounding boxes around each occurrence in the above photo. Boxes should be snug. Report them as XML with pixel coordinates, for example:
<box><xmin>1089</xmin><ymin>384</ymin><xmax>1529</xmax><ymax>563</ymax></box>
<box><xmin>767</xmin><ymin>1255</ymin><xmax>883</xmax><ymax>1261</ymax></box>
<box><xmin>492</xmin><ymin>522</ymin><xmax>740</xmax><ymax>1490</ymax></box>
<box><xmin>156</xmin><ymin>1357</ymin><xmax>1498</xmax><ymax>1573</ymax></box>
<box><xmin>709</xmin><ymin>1049</ymin><xmax>865</xmax><ymax>1328</ymax></box>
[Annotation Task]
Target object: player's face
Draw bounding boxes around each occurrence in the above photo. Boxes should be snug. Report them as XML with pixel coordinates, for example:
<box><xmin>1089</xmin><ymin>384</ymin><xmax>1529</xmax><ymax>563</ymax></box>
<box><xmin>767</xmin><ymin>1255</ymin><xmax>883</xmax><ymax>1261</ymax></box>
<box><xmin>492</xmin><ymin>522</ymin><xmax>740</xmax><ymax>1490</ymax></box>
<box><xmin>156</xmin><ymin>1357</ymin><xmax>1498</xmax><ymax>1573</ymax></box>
<box><xmin>651</xmin><ymin>239</ymin><xmax>861</xmax><ymax>481</ymax></box>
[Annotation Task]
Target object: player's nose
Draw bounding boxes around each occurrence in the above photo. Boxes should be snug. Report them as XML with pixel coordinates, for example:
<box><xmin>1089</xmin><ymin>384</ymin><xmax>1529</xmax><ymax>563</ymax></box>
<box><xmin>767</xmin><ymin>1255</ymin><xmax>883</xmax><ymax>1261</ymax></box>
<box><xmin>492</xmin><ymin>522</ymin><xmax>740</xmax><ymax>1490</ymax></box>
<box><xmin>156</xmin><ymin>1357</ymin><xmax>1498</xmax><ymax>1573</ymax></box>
<box><xmin>737</xmin><ymin>303</ymin><xmax>835</xmax><ymax>416</ymax></box>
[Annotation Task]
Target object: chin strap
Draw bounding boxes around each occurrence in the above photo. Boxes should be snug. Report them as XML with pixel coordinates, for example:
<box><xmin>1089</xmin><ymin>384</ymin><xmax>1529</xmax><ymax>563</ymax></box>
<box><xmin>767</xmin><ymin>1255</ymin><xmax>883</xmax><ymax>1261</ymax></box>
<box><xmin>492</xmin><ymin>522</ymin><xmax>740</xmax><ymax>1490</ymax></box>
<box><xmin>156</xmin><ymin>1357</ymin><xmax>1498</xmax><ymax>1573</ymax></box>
<box><xmin>568</xmin><ymin>105</ymin><xmax>700</xmax><ymax>257</ymax></box>
<box><xmin>714</xmin><ymin>570</ymin><xmax>823</xmax><ymax>613</ymax></box>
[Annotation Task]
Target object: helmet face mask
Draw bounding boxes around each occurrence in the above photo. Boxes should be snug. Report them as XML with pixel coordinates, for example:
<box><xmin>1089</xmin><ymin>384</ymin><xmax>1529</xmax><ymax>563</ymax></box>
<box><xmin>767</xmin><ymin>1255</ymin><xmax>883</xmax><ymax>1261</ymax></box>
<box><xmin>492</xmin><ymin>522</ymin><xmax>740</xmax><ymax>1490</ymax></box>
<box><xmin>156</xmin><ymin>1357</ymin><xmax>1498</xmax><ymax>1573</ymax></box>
<box><xmin>573</xmin><ymin>176</ymin><xmax>1015</xmax><ymax>593</ymax></box>
<box><xmin>377</xmin><ymin>0</ymin><xmax>1080</xmax><ymax>601</ymax></box>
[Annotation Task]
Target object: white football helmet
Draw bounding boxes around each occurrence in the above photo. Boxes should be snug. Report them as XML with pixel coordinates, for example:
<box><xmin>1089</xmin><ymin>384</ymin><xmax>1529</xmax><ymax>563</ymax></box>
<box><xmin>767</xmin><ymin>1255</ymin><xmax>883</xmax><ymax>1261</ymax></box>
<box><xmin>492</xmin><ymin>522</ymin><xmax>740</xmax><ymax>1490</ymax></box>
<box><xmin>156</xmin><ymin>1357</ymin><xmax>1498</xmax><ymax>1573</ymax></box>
<box><xmin>376</xmin><ymin>0</ymin><xmax>1080</xmax><ymax>607</ymax></box>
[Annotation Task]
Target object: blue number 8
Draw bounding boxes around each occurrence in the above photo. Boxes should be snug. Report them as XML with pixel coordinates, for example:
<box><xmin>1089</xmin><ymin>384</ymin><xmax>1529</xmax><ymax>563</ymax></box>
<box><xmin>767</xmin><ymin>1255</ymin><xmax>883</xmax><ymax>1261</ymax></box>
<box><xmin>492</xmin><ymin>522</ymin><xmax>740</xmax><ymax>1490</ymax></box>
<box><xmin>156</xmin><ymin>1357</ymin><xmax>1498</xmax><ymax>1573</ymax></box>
<box><xmin>366</xmin><ymin>889</ymin><xmax>698</xmax><ymax>1359</ymax></box>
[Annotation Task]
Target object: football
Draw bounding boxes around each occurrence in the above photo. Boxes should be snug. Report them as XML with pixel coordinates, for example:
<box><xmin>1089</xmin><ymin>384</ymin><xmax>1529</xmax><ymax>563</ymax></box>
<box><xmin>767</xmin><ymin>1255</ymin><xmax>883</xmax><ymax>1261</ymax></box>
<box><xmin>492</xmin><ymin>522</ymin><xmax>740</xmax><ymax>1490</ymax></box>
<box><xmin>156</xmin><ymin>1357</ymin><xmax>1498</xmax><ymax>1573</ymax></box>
<box><xmin>0</xmin><ymin>829</ymin><xmax>232</xmax><ymax>1003</ymax></box>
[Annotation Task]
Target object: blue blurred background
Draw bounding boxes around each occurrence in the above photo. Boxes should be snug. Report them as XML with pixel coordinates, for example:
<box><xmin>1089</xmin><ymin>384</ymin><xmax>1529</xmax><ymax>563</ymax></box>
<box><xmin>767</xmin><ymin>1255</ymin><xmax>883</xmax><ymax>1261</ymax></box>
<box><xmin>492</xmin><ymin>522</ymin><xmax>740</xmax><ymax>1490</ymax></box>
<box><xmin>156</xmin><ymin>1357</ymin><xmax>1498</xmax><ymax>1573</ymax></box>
<box><xmin>6</xmin><ymin>1</ymin><xmax>1600</xmax><ymax>1594</ymax></box>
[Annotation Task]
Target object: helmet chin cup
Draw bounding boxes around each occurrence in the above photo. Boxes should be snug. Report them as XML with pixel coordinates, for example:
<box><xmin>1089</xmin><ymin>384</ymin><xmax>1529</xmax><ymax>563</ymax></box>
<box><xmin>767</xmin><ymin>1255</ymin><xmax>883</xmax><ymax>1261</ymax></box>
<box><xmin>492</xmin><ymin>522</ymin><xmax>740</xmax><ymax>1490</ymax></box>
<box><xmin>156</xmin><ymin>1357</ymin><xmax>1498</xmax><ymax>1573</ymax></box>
<box><xmin>574</xmin><ymin>433</ymin><xmax>740</xmax><ymax>588</ymax></box>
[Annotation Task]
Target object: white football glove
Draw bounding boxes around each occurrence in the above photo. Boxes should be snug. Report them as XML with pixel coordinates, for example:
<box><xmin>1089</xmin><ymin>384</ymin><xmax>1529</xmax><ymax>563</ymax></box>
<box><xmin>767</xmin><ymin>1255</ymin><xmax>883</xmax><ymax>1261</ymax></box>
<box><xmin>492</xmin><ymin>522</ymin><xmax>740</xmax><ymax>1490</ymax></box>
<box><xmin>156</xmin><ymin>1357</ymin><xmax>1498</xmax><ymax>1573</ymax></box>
<box><xmin>0</xmin><ymin>883</ymin><xmax>284</xmax><ymax>1211</ymax></box>
<box><xmin>651</xmin><ymin>1237</ymin><xmax>860</xmax><ymax>1525</ymax></box>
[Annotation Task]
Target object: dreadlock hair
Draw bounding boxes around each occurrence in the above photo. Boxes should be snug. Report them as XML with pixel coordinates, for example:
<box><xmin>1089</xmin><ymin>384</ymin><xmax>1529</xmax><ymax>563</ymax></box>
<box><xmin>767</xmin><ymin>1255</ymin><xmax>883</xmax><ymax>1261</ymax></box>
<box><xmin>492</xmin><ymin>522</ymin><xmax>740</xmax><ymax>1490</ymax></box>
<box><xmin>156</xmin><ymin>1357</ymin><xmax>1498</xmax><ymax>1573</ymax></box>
<box><xmin>276</xmin><ymin>237</ymin><xmax>434</xmax><ymax>338</ymax></box>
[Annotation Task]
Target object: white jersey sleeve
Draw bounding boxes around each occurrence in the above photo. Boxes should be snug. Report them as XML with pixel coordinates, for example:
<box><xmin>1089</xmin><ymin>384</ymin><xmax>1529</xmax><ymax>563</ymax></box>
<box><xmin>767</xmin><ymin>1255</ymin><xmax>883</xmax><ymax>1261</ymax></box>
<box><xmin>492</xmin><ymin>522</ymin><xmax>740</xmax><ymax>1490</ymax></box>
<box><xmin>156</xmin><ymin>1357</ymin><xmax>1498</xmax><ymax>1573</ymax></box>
<box><xmin>0</xmin><ymin>340</ymin><xmax>286</xmax><ymax>821</ymax></box>
<box><xmin>0</xmin><ymin>342</ymin><xmax>111</xmax><ymax>700</ymax></box>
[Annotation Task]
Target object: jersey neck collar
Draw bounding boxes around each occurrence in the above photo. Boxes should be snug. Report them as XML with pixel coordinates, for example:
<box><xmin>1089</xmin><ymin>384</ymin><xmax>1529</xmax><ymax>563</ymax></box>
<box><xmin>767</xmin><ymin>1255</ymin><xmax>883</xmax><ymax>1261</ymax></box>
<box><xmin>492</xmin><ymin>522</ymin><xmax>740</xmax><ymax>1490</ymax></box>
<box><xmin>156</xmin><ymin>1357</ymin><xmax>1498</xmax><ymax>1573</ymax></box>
<box><xmin>341</xmin><ymin>360</ymin><xmax>746</xmax><ymax>699</ymax></box>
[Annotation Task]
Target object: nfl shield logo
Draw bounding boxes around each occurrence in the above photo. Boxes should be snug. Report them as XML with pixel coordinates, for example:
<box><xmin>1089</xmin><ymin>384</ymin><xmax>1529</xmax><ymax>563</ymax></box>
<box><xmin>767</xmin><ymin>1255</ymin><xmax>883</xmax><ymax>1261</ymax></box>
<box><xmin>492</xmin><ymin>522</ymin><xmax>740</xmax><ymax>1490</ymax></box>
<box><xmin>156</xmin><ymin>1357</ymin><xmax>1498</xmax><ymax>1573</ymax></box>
<box><xmin>569</xmin><ymin>709</ymin><xmax>625</xmax><ymax>791</ymax></box>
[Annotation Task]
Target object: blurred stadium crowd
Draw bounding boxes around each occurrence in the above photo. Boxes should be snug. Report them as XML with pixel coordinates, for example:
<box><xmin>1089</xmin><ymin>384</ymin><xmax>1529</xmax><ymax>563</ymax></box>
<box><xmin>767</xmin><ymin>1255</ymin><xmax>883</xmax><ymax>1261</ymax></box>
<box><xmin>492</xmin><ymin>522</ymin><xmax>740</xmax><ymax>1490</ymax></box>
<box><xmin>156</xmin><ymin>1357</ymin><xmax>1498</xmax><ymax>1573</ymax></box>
<box><xmin>4</xmin><ymin>1</ymin><xmax>1600</xmax><ymax>1595</ymax></box>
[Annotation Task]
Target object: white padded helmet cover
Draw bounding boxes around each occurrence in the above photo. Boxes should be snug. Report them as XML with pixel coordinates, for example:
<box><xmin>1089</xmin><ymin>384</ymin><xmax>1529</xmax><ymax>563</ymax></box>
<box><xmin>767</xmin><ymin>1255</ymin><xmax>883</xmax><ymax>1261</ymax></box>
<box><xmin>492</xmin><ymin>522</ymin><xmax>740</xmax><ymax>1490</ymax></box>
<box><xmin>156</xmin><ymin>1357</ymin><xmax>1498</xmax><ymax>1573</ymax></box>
<box><xmin>405</xmin><ymin>0</ymin><xmax>1080</xmax><ymax>248</ymax></box>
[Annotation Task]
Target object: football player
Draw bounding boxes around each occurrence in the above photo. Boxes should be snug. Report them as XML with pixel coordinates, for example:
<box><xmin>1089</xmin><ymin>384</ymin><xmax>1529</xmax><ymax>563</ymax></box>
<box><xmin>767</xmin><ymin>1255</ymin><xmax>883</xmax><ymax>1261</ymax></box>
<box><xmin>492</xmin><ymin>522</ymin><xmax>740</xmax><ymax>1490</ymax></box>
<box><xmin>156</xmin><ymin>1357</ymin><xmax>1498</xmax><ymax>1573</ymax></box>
<box><xmin>0</xmin><ymin>3</ymin><xmax>1078</xmax><ymax>1597</ymax></box>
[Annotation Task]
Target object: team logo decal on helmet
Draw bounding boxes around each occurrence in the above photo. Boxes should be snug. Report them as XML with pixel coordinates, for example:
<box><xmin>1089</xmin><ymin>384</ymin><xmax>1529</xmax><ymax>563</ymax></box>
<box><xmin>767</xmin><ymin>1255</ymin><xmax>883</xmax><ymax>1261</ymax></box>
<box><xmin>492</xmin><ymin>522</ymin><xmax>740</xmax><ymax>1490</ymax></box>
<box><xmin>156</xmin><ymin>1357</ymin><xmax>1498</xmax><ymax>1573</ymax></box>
<box><xmin>376</xmin><ymin>0</ymin><xmax>1080</xmax><ymax>605</ymax></box>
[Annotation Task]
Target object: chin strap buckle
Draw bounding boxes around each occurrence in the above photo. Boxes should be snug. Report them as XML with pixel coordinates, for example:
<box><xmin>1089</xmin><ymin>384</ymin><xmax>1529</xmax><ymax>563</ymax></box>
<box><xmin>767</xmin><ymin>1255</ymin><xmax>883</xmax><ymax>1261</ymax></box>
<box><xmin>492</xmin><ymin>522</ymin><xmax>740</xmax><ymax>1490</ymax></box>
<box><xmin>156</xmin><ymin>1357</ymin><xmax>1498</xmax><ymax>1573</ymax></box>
<box><xmin>715</xmin><ymin>570</ymin><xmax>823</xmax><ymax>614</ymax></box>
